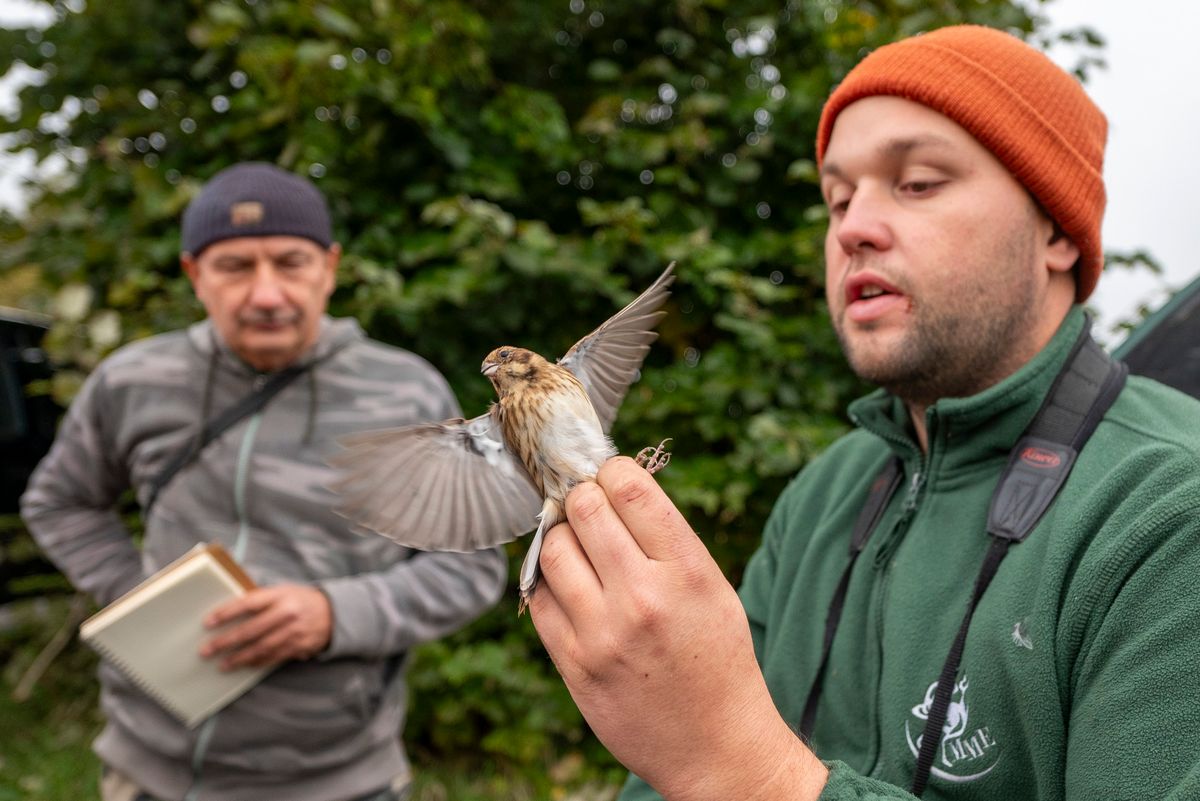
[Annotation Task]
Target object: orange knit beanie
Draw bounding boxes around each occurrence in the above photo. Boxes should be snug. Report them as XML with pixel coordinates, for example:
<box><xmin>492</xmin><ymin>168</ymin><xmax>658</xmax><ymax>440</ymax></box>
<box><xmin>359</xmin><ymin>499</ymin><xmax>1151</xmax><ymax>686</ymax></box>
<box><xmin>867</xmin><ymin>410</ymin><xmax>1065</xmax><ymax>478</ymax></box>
<box><xmin>816</xmin><ymin>25</ymin><xmax>1108</xmax><ymax>301</ymax></box>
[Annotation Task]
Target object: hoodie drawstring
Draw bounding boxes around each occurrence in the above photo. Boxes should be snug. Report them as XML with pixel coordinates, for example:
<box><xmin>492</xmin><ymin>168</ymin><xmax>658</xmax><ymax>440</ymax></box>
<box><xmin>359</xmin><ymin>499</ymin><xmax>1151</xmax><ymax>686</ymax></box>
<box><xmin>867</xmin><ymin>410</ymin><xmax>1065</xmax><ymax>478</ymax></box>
<box><xmin>202</xmin><ymin>329</ymin><xmax>328</xmax><ymax>447</ymax></box>
<box><xmin>303</xmin><ymin>367</ymin><xmax>317</xmax><ymax>446</ymax></box>
<box><xmin>197</xmin><ymin>340</ymin><xmax>220</xmax><ymax>447</ymax></box>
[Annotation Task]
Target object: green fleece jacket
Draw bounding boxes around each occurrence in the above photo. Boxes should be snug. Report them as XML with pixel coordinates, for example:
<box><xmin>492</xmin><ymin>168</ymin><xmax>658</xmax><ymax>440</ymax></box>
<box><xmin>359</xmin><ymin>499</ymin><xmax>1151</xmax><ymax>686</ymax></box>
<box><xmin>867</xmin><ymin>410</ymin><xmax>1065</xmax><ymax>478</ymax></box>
<box><xmin>620</xmin><ymin>307</ymin><xmax>1200</xmax><ymax>801</ymax></box>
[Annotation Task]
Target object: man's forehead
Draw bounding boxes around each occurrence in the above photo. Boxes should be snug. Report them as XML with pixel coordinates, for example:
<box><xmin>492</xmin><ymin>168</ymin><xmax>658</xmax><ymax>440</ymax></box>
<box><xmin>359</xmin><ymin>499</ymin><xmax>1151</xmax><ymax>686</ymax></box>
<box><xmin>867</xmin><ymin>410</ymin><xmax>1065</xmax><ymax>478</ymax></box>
<box><xmin>821</xmin><ymin>96</ymin><xmax>978</xmax><ymax>175</ymax></box>
<box><xmin>201</xmin><ymin>235</ymin><xmax>324</xmax><ymax>260</ymax></box>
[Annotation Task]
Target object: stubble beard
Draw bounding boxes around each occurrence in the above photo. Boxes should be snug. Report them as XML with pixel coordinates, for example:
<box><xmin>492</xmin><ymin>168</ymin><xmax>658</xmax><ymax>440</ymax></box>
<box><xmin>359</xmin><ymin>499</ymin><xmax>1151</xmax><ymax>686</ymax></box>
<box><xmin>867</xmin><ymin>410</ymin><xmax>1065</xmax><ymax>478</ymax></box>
<box><xmin>835</xmin><ymin>235</ymin><xmax>1041</xmax><ymax>409</ymax></box>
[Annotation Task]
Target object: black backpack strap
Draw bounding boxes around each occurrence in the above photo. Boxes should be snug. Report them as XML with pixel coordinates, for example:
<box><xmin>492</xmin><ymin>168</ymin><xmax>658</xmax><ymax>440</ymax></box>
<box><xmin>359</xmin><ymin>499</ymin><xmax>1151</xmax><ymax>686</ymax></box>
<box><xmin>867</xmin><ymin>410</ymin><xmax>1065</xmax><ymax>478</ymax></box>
<box><xmin>143</xmin><ymin>363</ymin><xmax>312</xmax><ymax>516</ymax></box>
<box><xmin>799</xmin><ymin>456</ymin><xmax>903</xmax><ymax>739</ymax></box>
<box><xmin>909</xmin><ymin>322</ymin><xmax>1127</xmax><ymax>796</ymax></box>
<box><xmin>987</xmin><ymin>332</ymin><xmax>1129</xmax><ymax>543</ymax></box>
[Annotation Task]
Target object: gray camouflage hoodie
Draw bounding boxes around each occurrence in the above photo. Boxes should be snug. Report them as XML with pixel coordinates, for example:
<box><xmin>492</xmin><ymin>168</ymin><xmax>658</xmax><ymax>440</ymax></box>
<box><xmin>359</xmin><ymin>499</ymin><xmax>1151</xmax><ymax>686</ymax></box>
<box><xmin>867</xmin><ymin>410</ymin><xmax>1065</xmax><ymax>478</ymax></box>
<box><xmin>21</xmin><ymin>316</ymin><xmax>507</xmax><ymax>801</ymax></box>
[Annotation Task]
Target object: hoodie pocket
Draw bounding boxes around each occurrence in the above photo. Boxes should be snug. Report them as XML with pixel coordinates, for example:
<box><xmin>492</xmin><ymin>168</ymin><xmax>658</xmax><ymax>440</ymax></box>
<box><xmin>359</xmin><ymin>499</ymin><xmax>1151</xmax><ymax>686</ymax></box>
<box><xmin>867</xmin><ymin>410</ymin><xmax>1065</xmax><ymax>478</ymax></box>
<box><xmin>199</xmin><ymin>657</ymin><xmax>390</xmax><ymax>773</ymax></box>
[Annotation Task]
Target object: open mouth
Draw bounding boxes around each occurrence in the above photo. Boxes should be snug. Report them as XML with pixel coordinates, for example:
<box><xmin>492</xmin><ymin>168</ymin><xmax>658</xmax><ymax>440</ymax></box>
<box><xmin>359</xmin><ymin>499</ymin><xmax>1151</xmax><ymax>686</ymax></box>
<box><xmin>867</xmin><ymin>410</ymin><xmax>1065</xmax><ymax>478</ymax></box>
<box><xmin>854</xmin><ymin>284</ymin><xmax>893</xmax><ymax>302</ymax></box>
<box><xmin>845</xmin><ymin>270</ymin><xmax>903</xmax><ymax>302</ymax></box>
<box><xmin>844</xmin><ymin>274</ymin><xmax>906</xmax><ymax>322</ymax></box>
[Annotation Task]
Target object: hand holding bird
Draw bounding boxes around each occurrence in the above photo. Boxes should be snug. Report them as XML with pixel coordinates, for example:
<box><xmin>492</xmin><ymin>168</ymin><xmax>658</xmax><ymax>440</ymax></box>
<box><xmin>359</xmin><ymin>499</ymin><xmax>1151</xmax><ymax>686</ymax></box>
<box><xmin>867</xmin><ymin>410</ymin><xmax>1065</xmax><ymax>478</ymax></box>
<box><xmin>331</xmin><ymin>264</ymin><xmax>676</xmax><ymax>611</ymax></box>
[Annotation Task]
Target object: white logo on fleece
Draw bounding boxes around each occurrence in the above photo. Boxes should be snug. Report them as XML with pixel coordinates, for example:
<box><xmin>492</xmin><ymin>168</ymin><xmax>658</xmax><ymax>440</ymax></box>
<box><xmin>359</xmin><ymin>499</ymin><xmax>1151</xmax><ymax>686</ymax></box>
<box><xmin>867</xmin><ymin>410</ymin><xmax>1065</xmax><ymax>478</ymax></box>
<box><xmin>904</xmin><ymin>674</ymin><xmax>1001</xmax><ymax>783</ymax></box>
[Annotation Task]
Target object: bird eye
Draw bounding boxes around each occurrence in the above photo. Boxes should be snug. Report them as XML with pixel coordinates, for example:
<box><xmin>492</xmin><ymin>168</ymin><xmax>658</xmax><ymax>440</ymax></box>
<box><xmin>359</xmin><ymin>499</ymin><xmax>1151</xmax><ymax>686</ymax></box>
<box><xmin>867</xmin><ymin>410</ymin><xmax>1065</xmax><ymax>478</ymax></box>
<box><xmin>499</xmin><ymin>349</ymin><xmax>510</xmax><ymax>359</ymax></box>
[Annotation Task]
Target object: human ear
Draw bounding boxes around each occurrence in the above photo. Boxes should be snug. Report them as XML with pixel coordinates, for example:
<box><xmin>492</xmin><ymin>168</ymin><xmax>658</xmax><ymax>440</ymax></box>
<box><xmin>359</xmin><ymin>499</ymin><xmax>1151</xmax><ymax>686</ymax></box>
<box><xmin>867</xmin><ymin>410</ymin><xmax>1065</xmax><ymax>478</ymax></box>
<box><xmin>181</xmin><ymin>253</ymin><xmax>207</xmax><ymax>301</ymax></box>
<box><xmin>181</xmin><ymin>253</ymin><xmax>198</xmax><ymax>282</ymax></box>
<box><xmin>321</xmin><ymin>243</ymin><xmax>341</xmax><ymax>297</ymax></box>
<box><xmin>1046</xmin><ymin>226</ymin><xmax>1080</xmax><ymax>275</ymax></box>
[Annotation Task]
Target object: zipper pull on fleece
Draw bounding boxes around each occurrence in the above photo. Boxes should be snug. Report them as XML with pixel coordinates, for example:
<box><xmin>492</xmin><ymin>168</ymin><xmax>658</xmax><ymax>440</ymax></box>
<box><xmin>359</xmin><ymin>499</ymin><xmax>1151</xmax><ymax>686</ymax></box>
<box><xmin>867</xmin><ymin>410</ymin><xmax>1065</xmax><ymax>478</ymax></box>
<box><xmin>873</xmin><ymin>469</ymin><xmax>924</xmax><ymax>569</ymax></box>
<box><xmin>903</xmin><ymin>470</ymin><xmax>924</xmax><ymax>511</ymax></box>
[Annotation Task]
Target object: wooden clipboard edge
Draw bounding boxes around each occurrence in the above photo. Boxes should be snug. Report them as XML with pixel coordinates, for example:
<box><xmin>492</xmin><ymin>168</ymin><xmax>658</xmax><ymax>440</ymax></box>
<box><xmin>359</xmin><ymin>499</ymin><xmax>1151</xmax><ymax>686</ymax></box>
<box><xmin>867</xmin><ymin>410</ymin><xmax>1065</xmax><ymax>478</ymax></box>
<box><xmin>204</xmin><ymin>542</ymin><xmax>256</xmax><ymax>591</ymax></box>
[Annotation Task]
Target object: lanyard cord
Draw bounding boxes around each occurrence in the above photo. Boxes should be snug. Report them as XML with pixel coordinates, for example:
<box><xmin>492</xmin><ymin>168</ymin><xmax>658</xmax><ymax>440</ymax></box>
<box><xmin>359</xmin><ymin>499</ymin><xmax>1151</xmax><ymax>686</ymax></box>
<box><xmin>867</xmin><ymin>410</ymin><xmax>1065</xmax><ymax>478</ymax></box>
<box><xmin>799</xmin><ymin>457</ymin><xmax>902</xmax><ymax>739</ymax></box>
<box><xmin>909</xmin><ymin>536</ymin><xmax>1009</xmax><ymax>795</ymax></box>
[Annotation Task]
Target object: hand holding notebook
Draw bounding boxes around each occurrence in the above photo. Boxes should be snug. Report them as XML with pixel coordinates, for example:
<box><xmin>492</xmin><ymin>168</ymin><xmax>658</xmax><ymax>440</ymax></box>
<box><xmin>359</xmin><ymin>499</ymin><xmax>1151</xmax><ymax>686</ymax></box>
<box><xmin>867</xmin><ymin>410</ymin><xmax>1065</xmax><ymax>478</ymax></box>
<box><xmin>79</xmin><ymin>542</ymin><xmax>271</xmax><ymax>728</ymax></box>
<box><xmin>198</xmin><ymin>578</ymin><xmax>333</xmax><ymax>669</ymax></box>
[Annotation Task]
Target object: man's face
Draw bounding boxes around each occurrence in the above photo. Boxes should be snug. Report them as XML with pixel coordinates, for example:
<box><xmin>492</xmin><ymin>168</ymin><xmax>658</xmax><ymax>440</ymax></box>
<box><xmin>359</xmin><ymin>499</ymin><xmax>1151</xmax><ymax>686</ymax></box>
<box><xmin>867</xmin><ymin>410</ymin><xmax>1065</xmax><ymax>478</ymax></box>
<box><xmin>820</xmin><ymin>96</ymin><xmax>1075</xmax><ymax>407</ymax></box>
<box><xmin>182</xmin><ymin>236</ymin><xmax>340</xmax><ymax>372</ymax></box>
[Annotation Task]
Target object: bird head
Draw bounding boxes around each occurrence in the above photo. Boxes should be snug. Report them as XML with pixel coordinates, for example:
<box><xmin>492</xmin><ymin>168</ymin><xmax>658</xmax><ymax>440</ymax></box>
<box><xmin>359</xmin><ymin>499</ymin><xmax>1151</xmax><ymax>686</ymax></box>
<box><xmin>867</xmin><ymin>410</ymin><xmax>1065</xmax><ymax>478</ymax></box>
<box><xmin>481</xmin><ymin>347</ymin><xmax>544</xmax><ymax>394</ymax></box>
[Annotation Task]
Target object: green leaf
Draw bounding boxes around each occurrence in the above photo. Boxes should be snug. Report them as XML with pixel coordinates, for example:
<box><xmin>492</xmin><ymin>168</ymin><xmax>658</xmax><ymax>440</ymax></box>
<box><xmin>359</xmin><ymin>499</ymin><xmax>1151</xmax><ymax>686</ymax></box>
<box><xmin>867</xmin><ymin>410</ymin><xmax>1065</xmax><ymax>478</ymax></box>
<box><xmin>313</xmin><ymin>4</ymin><xmax>362</xmax><ymax>38</ymax></box>
<box><xmin>587</xmin><ymin>59</ymin><xmax>622</xmax><ymax>82</ymax></box>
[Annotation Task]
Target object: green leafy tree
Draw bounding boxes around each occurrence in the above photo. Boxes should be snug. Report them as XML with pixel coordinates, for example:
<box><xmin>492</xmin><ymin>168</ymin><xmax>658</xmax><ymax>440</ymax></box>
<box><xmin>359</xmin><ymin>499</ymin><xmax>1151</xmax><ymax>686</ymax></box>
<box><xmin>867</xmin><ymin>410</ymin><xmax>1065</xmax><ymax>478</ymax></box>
<box><xmin>0</xmin><ymin>1</ymin><xmax>1102</xmax><ymax>797</ymax></box>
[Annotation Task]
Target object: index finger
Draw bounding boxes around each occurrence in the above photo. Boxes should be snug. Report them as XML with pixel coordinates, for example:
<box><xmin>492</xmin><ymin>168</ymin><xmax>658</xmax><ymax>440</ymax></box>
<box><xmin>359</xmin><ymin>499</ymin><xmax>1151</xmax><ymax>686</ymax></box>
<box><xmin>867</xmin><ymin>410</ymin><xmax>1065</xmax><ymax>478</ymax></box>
<box><xmin>562</xmin><ymin>481</ymin><xmax>648</xmax><ymax>590</ymax></box>
<box><xmin>594</xmin><ymin>456</ymin><xmax>702</xmax><ymax>562</ymax></box>
<box><xmin>204</xmin><ymin>588</ymin><xmax>273</xmax><ymax>628</ymax></box>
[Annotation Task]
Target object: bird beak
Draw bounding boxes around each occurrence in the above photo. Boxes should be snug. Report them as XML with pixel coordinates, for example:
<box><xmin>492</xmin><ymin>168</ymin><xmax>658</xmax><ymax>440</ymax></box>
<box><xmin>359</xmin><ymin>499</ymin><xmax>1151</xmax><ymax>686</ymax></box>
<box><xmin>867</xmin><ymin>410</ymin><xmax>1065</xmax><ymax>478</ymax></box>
<box><xmin>481</xmin><ymin>360</ymin><xmax>499</xmax><ymax>377</ymax></box>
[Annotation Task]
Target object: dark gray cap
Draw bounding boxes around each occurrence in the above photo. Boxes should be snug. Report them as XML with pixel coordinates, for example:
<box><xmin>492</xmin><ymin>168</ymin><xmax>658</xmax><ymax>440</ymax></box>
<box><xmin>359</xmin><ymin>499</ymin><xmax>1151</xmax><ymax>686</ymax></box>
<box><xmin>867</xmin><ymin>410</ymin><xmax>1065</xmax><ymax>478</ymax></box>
<box><xmin>181</xmin><ymin>162</ymin><xmax>333</xmax><ymax>256</ymax></box>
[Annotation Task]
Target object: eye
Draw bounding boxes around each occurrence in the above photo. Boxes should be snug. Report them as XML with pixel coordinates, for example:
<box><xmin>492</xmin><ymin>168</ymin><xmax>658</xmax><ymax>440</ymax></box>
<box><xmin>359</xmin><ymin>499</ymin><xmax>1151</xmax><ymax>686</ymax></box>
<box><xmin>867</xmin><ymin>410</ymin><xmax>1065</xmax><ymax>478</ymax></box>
<box><xmin>824</xmin><ymin>188</ymin><xmax>852</xmax><ymax>217</ymax></box>
<box><xmin>898</xmin><ymin>176</ymin><xmax>948</xmax><ymax>197</ymax></box>
<box><xmin>499</xmin><ymin>349</ymin><xmax>510</xmax><ymax>359</ymax></box>
<box><xmin>213</xmin><ymin>258</ymin><xmax>252</xmax><ymax>273</ymax></box>
<box><xmin>277</xmin><ymin>252</ymin><xmax>310</xmax><ymax>270</ymax></box>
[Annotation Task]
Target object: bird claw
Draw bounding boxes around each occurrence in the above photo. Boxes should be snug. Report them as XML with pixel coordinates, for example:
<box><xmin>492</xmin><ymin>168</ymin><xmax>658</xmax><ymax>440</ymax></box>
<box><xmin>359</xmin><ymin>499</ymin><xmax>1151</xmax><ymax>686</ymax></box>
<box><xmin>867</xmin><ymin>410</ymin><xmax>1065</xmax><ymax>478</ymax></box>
<box><xmin>635</xmin><ymin>438</ymin><xmax>672</xmax><ymax>474</ymax></box>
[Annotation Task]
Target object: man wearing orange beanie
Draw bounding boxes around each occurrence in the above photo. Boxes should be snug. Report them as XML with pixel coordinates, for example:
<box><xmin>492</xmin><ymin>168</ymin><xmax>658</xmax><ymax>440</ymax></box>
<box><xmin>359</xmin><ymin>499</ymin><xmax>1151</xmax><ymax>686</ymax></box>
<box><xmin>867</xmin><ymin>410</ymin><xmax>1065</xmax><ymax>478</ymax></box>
<box><xmin>530</xmin><ymin>25</ymin><xmax>1200</xmax><ymax>801</ymax></box>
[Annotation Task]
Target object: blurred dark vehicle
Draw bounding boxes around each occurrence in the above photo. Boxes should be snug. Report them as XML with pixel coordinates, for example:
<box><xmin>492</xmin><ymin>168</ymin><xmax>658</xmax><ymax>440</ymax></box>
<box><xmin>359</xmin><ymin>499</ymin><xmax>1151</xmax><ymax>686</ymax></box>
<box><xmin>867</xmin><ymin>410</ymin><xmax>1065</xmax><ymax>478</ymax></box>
<box><xmin>1</xmin><ymin>309</ymin><xmax>61</xmax><ymax>603</ymax></box>
<box><xmin>1113</xmin><ymin>274</ymin><xmax>1200</xmax><ymax>400</ymax></box>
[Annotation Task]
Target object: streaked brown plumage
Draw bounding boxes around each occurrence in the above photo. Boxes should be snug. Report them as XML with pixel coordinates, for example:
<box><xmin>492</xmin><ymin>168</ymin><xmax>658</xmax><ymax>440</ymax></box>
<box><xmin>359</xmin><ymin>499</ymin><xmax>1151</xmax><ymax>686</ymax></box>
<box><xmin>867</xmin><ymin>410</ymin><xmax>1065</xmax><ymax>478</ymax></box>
<box><xmin>330</xmin><ymin>264</ymin><xmax>675</xmax><ymax>610</ymax></box>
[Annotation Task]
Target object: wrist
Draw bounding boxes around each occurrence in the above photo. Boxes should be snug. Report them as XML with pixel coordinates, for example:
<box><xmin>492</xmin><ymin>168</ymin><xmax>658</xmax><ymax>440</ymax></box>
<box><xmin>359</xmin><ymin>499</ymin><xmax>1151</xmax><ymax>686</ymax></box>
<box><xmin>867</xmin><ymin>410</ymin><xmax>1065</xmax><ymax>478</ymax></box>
<box><xmin>311</xmin><ymin>584</ymin><xmax>335</xmax><ymax>654</ymax></box>
<box><xmin>744</xmin><ymin>732</ymin><xmax>828</xmax><ymax>801</ymax></box>
<box><xmin>664</xmin><ymin>710</ymin><xmax>828</xmax><ymax>801</ymax></box>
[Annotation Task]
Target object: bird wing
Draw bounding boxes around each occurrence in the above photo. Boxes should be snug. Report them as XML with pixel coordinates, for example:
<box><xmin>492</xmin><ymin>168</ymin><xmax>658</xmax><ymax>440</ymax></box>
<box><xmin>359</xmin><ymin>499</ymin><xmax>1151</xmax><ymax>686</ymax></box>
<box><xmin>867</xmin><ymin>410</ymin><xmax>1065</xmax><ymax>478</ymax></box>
<box><xmin>328</xmin><ymin>410</ymin><xmax>543</xmax><ymax>552</ymax></box>
<box><xmin>557</xmin><ymin>262</ymin><xmax>675</xmax><ymax>433</ymax></box>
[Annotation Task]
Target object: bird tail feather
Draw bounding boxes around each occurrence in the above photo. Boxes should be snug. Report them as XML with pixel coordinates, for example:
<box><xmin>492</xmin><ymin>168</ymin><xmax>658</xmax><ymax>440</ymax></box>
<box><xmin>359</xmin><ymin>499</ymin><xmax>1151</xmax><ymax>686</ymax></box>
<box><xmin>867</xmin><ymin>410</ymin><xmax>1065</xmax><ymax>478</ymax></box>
<box><xmin>518</xmin><ymin>498</ymin><xmax>564</xmax><ymax>616</ymax></box>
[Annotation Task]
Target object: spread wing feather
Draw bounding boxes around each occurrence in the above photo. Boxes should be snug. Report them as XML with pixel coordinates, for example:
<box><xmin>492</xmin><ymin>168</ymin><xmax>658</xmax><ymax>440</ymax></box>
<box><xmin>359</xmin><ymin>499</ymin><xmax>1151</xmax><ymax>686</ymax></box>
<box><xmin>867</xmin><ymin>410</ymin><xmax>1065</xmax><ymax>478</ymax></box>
<box><xmin>329</xmin><ymin>411</ymin><xmax>542</xmax><ymax>552</ymax></box>
<box><xmin>558</xmin><ymin>263</ymin><xmax>675</xmax><ymax>432</ymax></box>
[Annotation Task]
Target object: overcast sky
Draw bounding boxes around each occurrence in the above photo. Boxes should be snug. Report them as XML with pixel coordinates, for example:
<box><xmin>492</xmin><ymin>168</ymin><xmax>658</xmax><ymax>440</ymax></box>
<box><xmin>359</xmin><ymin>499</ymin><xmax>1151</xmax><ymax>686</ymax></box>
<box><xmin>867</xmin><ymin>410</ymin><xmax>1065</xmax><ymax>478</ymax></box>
<box><xmin>1043</xmin><ymin>0</ymin><xmax>1200</xmax><ymax>343</ymax></box>
<box><xmin>2</xmin><ymin>0</ymin><xmax>1197</xmax><ymax>345</ymax></box>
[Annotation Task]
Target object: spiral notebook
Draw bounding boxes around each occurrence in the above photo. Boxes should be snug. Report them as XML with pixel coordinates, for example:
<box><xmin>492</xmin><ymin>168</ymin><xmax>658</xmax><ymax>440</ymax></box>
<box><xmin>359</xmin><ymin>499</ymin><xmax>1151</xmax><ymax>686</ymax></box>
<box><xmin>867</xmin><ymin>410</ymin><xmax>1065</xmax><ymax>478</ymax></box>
<box><xmin>79</xmin><ymin>542</ymin><xmax>270</xmax><ymax>728</ymax></box>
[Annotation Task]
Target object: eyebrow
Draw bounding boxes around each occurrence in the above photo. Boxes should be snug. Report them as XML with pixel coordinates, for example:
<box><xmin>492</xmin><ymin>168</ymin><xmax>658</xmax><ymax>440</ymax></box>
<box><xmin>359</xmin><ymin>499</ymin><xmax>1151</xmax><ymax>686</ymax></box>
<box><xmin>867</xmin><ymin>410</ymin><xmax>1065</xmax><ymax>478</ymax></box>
<box><xmin>215</xmin><ymin>249</ymin><xmax>309</xmax><ymax>260</ymax></box>
<box><xmin>821</xmin><ymin>134</ymin><xmax>957</xmax><ymax>180</ymax></box>
<box><xmin>212</xmin><ymin>254</ymin><xmax>253</xmax><ymax>267</ymax></box>
<box><xmin>271</xmin><ymin>249</ymin><xmax>312</xmax><ymax>262</ymax></box>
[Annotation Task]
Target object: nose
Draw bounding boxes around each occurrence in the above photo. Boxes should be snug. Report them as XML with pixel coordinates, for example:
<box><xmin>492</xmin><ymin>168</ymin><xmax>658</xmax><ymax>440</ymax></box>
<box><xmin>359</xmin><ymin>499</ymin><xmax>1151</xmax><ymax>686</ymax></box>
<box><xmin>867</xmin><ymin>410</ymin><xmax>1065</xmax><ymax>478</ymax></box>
<box><xmin>247</xmin><ymin>261</ymin><xmax>286</xmax><ymax>308</ymax></box>
<box><xmin>833</xmin><ymin>186</ymin><xmax>894</xmax><ymax>256</ymax></box>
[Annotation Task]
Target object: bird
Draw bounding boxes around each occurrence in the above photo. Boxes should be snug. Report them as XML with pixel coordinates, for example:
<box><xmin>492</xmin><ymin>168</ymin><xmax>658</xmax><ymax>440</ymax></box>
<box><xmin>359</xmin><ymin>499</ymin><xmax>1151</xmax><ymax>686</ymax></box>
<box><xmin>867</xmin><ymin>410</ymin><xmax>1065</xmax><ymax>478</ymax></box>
<box><xmin>330</xmin><ymin>264</ymin><xmax>676</xmax><ymax>612</ymax></box>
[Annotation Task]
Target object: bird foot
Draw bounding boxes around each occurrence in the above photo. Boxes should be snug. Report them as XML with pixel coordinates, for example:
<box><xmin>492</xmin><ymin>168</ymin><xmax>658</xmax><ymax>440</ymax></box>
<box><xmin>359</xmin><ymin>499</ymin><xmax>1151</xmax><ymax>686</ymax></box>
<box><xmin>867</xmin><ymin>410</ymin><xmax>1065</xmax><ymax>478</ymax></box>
<box><xmin>635</xmin><ymin>438</ymin><xmax>672</xmax><ymax>474</ymax></box>
<box><xmin>518</xmin><ymin>591</ymin><xmax>531</xmax><ymax>617</ymax></box>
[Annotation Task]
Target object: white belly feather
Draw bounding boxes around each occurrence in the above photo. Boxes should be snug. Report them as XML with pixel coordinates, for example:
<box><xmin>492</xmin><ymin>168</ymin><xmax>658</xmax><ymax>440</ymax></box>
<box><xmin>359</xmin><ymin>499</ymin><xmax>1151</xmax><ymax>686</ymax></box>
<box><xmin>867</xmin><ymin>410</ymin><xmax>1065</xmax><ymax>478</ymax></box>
<box><xmin>535</xmin><ymin>390</ymin><xmax>617</xmax><ymax>501</ymax></box>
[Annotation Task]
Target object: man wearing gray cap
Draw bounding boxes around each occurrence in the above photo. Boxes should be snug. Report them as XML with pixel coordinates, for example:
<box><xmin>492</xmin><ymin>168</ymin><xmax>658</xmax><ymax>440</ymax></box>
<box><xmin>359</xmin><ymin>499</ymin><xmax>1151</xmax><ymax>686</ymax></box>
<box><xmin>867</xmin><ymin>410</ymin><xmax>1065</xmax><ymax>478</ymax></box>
<box><xmin>21</xmin><ymin>162</ymin><xmax>507</xmax><ymax>801</ymax></box>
